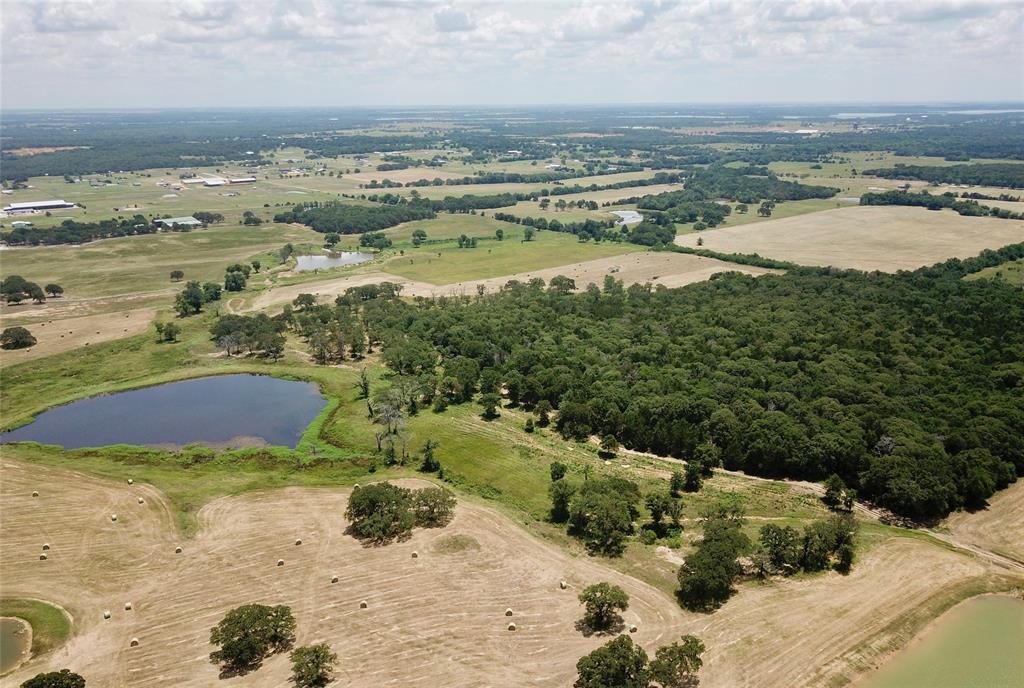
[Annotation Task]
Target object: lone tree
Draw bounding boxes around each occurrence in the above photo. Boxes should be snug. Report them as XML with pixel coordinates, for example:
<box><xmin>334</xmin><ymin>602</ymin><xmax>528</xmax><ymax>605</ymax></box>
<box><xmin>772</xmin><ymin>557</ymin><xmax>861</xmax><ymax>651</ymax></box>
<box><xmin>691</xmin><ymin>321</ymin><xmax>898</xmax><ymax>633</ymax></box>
<box><xmin>550</xmin><ymin>461</ymin><xmax>568</xmax><ymax>482</ymax></box>
<box><xmin>549</xmin><ymin>478</ymin><xmax>576</xmax><ymax>523</ymax></box>
<box><xmin>345</xmin><ymin>483</ymin><xmax>415</xmax><ymax>543</ymax></box>
<box><xmin>154</xmin><ymin>321</ymin><xmax>181</xmax><ymax>343</ymax></box>
<box><xmin>479</xmin><ymin>392</ymin><xmax>501</xmax><ymax>420</ymax></box>
<box><xmin>419</xmin><ymin>438</ymin><xmax>440</xmax><ymax>472</ymax></box>
<box><xmin>175</xmin><ymin>281</ymin><xmax>205</xmax><ymax>317</ymax></box>
<box><xmin>209</xmin><ymin>604</ymin><xmax>296</xmax><ymax>676</ymax></box>
<box><xmin>648</xmin><ymin>635</ymin><xmax>705</xmax><ymax>688</ymax></box>
<box><xmin>574</xmin><ymin>635</ymin><xmax>649</xmax><ymax>688</ymax></box>
<box><xmin>290</xmin><ymin>643</ymin><xmax>338</xmax><ymax>688</ymax></box>
<box><xmin>170</xmin><ymin>269</ymin><xmax>184</xmax><ymax>281</ymax></box>
<box><xmin>1</xmin><ymin>326</ymin><xmax>37</xmax><ymax>350</ymax></box>
<box><xmin>578</xmin><ymin>582</ymin><xmax>629</xmax><ymax>633</ymax></box>
<box><xmin>20</xmin><ymin>670</ymin><xmax>86</xmax><ymax>688</ymax></box>
<box><xmin>677</xmin><ymin>507</ymin><xmax>749</xmax><ymax>611</ymax></box>
<box><xmin>44</xmin><ymin>283</ymin><xmax>64</xmax><ymax>297</ymax></box>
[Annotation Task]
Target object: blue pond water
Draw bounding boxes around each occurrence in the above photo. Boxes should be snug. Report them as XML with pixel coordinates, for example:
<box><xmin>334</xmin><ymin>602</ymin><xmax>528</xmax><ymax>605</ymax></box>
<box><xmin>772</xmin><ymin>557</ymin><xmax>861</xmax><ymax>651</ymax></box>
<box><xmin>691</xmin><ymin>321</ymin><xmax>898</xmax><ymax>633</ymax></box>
<box><xmin>1</xmin><ymin>374</ymin><xmax>326</xmax><ymax>449</ymax></box>
<box><xmin>295</xmin><ymin>251</ymin><xmax>373</xmax><ymax>272</ymax></box>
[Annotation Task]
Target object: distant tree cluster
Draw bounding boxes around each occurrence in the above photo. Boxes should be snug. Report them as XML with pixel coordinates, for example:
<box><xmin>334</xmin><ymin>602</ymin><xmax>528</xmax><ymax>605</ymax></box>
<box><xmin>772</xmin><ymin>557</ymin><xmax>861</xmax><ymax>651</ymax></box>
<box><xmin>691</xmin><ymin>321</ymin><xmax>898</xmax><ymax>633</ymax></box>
<box><xmin>862</xmin><ymin>163</ymin><xmax>1024</xmax><ymax>189</ymax></box>
<box><xmin>273</xmin><ymin>201</ymin><xmax>436</xmax><ymax>234</ymax></box>
<box><xmin>209</xmin><ymin>313</ymin><xmax>286</xmax><ymax>358</ymax></box>
<box><xmin>575</xmin><ymin>633</ymin><xmax>705</xmax><ymax>688</ymax></box>
<box><xmin>2</xmin><ymin>275</ymin><xmax>53</xmax><ymax>304</ymax></box>
<box><xmin>174</xmin><ymin>279</ymin><xmax>222</xmax><ymax>317</ymax></box>
<box><xmin>860</xmin><ymin>190</ymin><xmax>1024</xmax><ymax>219</ymax></box>
<box><xmin>2</xmin><ymin>212</ymin><xmax>222</xmax><ymax>246</ymax></box>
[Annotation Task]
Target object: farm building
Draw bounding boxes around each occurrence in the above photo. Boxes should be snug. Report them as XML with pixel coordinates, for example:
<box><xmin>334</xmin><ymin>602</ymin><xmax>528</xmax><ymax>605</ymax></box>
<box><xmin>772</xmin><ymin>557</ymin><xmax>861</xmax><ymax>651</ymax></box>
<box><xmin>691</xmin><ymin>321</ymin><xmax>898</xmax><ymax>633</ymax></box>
<box><xmin>229</xmin><ymin>177</ymin><xmax>256</xmax><ymax>184</ymax></box>
<box><xmin>203</xmin><ymin>179</ymin><xmax>228</xmax><ymax>187</ymax></box>
<box><xmin>11</xmin><ymin>221</ymin><xmax>33</xmax><ymax>229</ymax></box>
<box><xmin>155</xmin><ymin>216</ymin><xmax>202</xmax><ymax>228</ymax></box>
<box><xmin>3</xmin><ymin>199</ymin><xmax>76</xmax><ymax>213</ymax></box>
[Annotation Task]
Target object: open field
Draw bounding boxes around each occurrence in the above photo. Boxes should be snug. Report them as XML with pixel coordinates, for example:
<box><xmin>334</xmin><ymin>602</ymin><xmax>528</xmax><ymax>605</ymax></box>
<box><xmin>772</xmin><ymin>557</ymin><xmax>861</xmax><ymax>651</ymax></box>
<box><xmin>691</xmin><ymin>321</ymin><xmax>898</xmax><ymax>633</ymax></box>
<box><xmin>0</xmin><ymin>462</ymin><xmax>688</xmax><ymax>687</ymax></box>
<box><xmin>675</xmin><ymin>206</ymin><xmax>1024</xmax><ymax>271</ymax></box>
<box><xmin>0</xmin><ymin>307</ymin><xmax>157</xmax><ymax>367</ymax></box>
<box><xmin>243</xmin><ymin>251</ymin><xmax>779</xmax><ymax>313</ymax></box>
<box><xmin>943</xmin><ymin>481</ymin><xmax>1024</xmax><ymax>564</ymax></box>
<box><xmin>1</xmin><ymin>457</ymin><xmax>1017</xmax><ymax>688</ymax></box>
<box><xmin>965</xmin><ymin>258</ymin><xmax>1024</xmax><ymax>285</ymax></box>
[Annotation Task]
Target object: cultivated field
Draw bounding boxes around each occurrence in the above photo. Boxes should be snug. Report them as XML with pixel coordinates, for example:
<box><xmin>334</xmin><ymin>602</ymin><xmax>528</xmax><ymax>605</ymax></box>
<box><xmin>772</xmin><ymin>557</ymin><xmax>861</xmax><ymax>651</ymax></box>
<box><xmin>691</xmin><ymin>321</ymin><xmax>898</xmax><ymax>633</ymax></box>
<box><xmin>0</xmin><ymin>308</ymin><xmax>156</xmax><ymax>367</ymax></box>
<box><xmin>0</xmin><ymin>462</ymin><xmax>687</xmax><ymax>687</ymax></box>
<box><xmin>943</xmin><ymin>480</ymin><xmax>1024</xmax><ymax>564</ymax></box>
<box><xmin>675</xmin><ymin>206</ymin><xmax>1024</xmax><ymax>271</ymax></box>
<box><xmin>2</xmin><ymin>459</ymin><xmax>1015</xmax><ymax>688</ymax></box>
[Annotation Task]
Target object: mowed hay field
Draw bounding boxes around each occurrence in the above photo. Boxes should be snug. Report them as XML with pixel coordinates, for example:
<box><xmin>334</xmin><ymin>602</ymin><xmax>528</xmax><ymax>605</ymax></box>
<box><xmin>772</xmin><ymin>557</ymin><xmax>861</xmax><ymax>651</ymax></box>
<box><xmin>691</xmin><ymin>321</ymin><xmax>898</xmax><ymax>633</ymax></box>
<box><xmin>0</xmin><ymin>462</ymin><xmax>687</xmax><ymax>687</ymax></box>
<box><xmin>675</xmin><ymin>206</ymin><xmax>1024</xmax><ymax>271</ymax></box>
<box><xmin>2</xmin><ymin>459</ymin><xmax>1011</xmax><ymax>688</ymax></box>
<box><xmin>943</xmin><ymin>481</ymin><xmax>1024</xmax><ymax>564</ymax></box>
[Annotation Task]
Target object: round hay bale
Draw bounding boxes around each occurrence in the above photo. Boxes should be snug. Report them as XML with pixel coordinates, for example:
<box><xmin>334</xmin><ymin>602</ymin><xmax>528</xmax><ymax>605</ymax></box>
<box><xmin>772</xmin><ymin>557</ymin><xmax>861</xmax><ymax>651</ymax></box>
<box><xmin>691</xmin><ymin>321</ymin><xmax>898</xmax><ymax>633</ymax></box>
<box><xmin>32</xmin><ymin>491</ymin><xmax>40</xmax><ymax>497</ymax></box>
<box><xmin>505</xmin><ymin>608</ymin><xmax>513</xmax><ymax>617</ymax></box>
<box><xmin>331</xmin><ymin>575</ymin><xmax>339</xmax><ymax>584</ymax></box>
<box><xmin>124</xmin><ymin>602</ymin><xmax>133</xmax><ymax>611</ymax></box>
<box><xmin>137</xmin><ymin>497</ymin><xmax>145</xmax><ymax>504</ymax></box>
<box><xmin>175</xmin><ymin>546</ymin><xmax>182</xmax><ymax>554</ymax></box>
<box><xmin>559</xmin><ymin>580</ymin><xmax>568</xmax><ymax>590</ymax></box>
<box><xmin>127</xmin><ymin>479</ymin><xmax>134</xmax><ymax>485</ymax></box>
<box><xmin>295</xmin><ymin>538</ymin><xmax>302</xmax><ymax>546</ymax></box>
<box><xmin>629</xmin><ymin>625</ymin><xmax>638</xmax><ymax>633</ymax></box>
<box><xmin>277</xmin><ymin>559</ymin><xmax>285</xmax><ymax>567</ymax></box>
<box><xmin>507</xmin><ymin>622</ymin><xmax>517</xmax><ymax>631</ymax></box>
<box><xmin>130</xmin><ymin>638</ymin><xmax>139</xmax><ymax>647</ymax></box>
<box><xmin>42</xmin><ymin>543</ymin><xmax>50</xmax><ymax>551</ymax></box>
<box><xmin>39</xmin><ymin>553</ymin><xmax>48</xmax><ymax>561</ymax></box>
<box><xmin>103</xmin><ymin>611</ymin><xmax>111</xmax><ymax>620</ymax></box>
<box><xmin>359</xmin><ymin>600</ymin><xmax>368</xmax><ymax>609</ymax></box>
<box><xmin>110</xmin><ymin>514</ymin><xmax>118</xmax><ymax>522</ymax></box>
<box><xmin>411</xmin><ymin>551</ymin><xmax>418</xmax><ymax>559</ymax></box>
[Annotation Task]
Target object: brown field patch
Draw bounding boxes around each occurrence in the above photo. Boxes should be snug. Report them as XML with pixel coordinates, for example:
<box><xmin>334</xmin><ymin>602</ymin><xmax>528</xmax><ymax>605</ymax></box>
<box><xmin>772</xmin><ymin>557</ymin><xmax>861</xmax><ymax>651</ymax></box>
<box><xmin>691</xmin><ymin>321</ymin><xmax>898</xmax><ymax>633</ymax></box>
<box><xmin>5</xmin><ymin>146</ymin><xmax>90</xmax><ymax>157</ymax></box>
<box><xmin>0</xmin><ymin>308</ymin><xmax>156</xmax><ymax>367</ymax></box>
<box><xmin>0</xmin><ymin>462</ymin><xmax>686</xmax><ymax>687</ymax></box>
<box><xmin>1</xmin><ymin>461</ymin><xmax>1009</xmax><ymax>687</ymax></box>
<box><xmin>943</xmin><ymin>481</ymin><xmax>1024</xmax><ymax>564</ymax></box>
<box><xmin>243</xmin><ymin>253</ymin><xmax>778</xmax><ymax>313</ymax></box>
<box><xmin>675</xmin><ymin>206</ymin><xmax>1024</xmax><ymax>271</ymax></box>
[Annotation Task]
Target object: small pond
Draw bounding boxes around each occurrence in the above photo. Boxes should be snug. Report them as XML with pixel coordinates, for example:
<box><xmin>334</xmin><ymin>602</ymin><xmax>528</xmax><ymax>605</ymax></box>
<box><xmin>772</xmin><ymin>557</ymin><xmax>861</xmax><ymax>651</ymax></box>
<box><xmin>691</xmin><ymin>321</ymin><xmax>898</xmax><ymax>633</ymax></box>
<box><xmin>295</xmin><ymin>251</ymin><xmax>373</xmax><ymax>272</ymax></box>
<box><xmin>611</xmin><ymin>210</ymin><xmax>643</xmax><ymax>225</ymax></box>
<box><xmin>0</xmin><ymin>617</ymin><xmax>31</xmax><ymax>675</ymax></box>
<box><xmin>1</xmin><ymin>374</ymin><xmax>327</xmax><ymax>450</ymax></box>
<box><xmin>860</xmin><ymin>595</ymin><xmax>1024</xmax><ymax>688</ymax></box>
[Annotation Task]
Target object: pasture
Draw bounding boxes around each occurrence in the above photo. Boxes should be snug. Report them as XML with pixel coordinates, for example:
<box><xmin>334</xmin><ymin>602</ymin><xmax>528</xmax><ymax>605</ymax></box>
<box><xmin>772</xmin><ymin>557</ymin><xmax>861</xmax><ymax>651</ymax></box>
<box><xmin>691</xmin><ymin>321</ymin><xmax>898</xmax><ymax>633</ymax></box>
<box><xmin>675</xmin><ymin>206</ymin><xmax>1024</xmax><ymax>271</ymax></box>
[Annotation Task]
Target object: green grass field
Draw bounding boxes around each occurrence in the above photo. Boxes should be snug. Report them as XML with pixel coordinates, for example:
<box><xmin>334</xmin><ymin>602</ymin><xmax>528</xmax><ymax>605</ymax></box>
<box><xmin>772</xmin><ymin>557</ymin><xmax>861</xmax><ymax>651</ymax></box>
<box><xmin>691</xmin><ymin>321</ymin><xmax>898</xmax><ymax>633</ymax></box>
<box><xmin>964</xmin><ymin>258</ymin><xmax>1024</xmax><ymax>286</ymax></box>
<box><xmin>379</xmin><ymin>215</ymin><xmax>640</xmax><ymax>284</ymax></box>
<box><xmin>0</xmin><ymin>598</ymin><xmax>72</xmax><ymax>657</ymax></box>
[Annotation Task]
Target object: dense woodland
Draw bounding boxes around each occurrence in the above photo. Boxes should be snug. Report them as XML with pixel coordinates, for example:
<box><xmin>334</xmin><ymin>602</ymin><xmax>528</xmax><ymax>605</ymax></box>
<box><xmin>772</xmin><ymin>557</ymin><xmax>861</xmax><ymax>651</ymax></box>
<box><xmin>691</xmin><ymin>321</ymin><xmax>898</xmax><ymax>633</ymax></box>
<box><xmin>860</xmin><ymin>163</ymin><xmax>1024</xmax><ymax>189</ymax></box>
<box><xmin>860</xmin><ymin>190</ymin><xmax>1024</xmax><ymax>219</ymax></box>
<box><xmin>272</xmin><ymin>202</ymin><xmax>436</xmax><ymax>234</ymax></box>
<box><xmin>236</xmin><ymin>245</ymin><xmax>1024</xmax><ymax>522</ymax></box>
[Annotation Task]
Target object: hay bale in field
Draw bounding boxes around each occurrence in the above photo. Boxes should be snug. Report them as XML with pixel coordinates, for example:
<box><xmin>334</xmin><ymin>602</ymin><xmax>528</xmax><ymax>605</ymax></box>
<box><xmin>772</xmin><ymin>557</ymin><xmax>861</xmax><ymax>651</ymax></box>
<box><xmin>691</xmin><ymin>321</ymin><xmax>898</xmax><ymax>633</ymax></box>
<box><xmin>125</xmin><ymin>602</ymin><xmax>133</xmax><ymax>611</ymax></box>
<box><xmin>127</xmin><ymin>479</ymin><xmax>134</xmax><ymax>485</ymax></box>
<box><xmin>505</xmin><ymin>608</ymin><xmax>513</xmax><ymax>617</ymax></box>
<box><xmin>359</xmin><ymin>600</ymin><xmax>367</xmax><ymax>609</ymax></box>
<box><xmin>130</xmin><ymin>638</ymin><xmax>139</xmax><ymax>647</ymax></box>
<box><xmin>559</xmin><ymin>580</ymin><xmax>568</xmax><ymax>590</ymax></box>
<box><xmin>629</xmin><ymin>625</ymin><xmax>638</xmax><ymax>633</ymax></box>
<box><xmin>507</xmin><ymin>622</ymin><xmax>517</xmax><ymax>631</ymax></box>
<box><xmin>295</xmin><ymin>538</ymin><xmax>302</xmax><ymax>546</ymax></box>
<box><xmin>175</xmin><ymin>546</ymin><xmax>182</xmax><ymax>554</ymax></box>
<box><xmin>103</xmin><ymin>611</ymin><xmax>111</xmax><ymax>620</ymax></box>
<box><xmin>277</xmin><ymin>559</ymin><xmax>285</xmax><ymax>567</ymax></box>
<box><xmin>42</xmin><ymin>543</ymin><xmax>50</xmax><ymax>550</ymax></box>
<box><xmin>137</xmin><ymin>497</ymin><xmax>145</xmax><ymax>504</ymax></box>
<box><xmin>110</xmin><ymin>514</ymin><xmax>118</xmax><ymax>522</ymax></box>
<box><xmin>39</xmin><ymin>553</ymin><xmax>48</xmax><ymax>561</ymax></box>
<box><xmin>411</xmin><ymin>551</ymin><xmax>418</xmax><ymax>559</ymax></box>
<box><xmin>331</xmin><ymin>575</ymin><xmax>339</xmax><ymax>583</ymax></box>
<box><xmin>32</xmin><ymin>491</ymin><xmax>39</xmax><ymax>497</ymax></box>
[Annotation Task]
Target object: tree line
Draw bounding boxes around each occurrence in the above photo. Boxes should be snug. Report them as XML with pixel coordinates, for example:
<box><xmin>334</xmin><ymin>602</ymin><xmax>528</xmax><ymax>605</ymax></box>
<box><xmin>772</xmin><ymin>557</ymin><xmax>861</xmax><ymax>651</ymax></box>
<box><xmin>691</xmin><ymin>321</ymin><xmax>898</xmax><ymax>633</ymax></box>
<box><xmin>860</xmin><ymin>190</ymin><xmax>1024</xmax><ymax>220</ymax></box>
<box><xmin>861</xmin><ymin>163</ymin><xmax>1024</xmax><ymax>189</ymax></box>
<box><xmin>2</xmin><ymin>213</ymin><xmax>224</xmax><ymax>246</ymax></box>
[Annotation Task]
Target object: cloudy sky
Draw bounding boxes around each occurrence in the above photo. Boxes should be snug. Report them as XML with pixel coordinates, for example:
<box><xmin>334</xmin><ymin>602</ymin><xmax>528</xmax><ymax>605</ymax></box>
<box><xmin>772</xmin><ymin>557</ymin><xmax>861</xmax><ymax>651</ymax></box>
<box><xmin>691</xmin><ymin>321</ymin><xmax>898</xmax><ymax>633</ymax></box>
<box><xmin>2</xmin><ymin>0</ymin><xmax>1022</xmax><ymax>109</ymax></box>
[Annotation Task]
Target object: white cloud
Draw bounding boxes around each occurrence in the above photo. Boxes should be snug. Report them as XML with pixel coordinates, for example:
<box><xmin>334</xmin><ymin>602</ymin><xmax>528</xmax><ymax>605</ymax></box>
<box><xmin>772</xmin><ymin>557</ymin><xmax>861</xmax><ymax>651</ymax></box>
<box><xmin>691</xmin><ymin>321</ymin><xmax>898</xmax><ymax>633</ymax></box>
<box><xmin>1</xmin><ymin>0</ymin><xmax>1021</xmax><ymax>107</ymax></box>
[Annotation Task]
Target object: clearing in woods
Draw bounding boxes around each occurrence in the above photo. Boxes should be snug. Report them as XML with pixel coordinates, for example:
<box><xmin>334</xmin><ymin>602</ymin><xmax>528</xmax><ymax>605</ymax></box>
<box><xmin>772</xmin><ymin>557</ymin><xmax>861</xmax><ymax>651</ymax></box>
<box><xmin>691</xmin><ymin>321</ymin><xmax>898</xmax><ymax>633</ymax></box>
<box><xmin>675</xmin><ymin>206</ymin><xmax>1024</xmax><ymax>271</ymax></box>
<box><xmin>1</xmin><ymin>459</ymin><xmax>1016</xmax><ymax>688</ymax></box>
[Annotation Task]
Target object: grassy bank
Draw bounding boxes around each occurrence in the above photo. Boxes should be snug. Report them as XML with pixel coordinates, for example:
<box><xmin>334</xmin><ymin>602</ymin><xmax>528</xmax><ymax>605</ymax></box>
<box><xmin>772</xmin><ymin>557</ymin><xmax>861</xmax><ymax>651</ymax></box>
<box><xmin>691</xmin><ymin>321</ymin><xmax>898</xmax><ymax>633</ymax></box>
<box><xmin>0</xmin><ymin>598</ymin><xmax>72</xmax><ymax>658</ymax></box>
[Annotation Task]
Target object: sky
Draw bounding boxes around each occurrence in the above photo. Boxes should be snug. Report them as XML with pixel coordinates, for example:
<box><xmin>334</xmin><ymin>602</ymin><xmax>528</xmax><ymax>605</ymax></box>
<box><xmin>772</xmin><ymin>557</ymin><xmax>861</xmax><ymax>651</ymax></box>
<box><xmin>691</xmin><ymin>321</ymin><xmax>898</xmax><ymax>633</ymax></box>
<box><xmin>2</xmin><ymin>0</ymin><xmax>1023</xmax><ymax>109</ymax></box>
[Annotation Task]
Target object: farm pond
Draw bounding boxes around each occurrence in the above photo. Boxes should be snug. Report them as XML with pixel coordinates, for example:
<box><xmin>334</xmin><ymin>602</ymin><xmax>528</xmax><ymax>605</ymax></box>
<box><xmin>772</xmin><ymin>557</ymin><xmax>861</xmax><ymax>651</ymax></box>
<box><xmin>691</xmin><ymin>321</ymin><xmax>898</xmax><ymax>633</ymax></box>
<box><xmin>1</xmin><ymin>374</ymin><xmax>327</xmax><ymax>450</ymax></box>
<box><xmin>860</xmin><ymin>595</ymin><xmax>1024</xmax><ymax>688</ymax></box>
<box><xmin>295</xmin><ymin>251</ymin><xmax>373</xmax><ymax>272</ymax></box>
<box><xmin>0</xmin><ymin>617</ymin><xmax>31</xmax><ymax>675</ymax></box>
